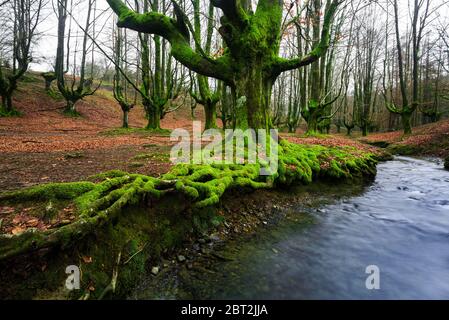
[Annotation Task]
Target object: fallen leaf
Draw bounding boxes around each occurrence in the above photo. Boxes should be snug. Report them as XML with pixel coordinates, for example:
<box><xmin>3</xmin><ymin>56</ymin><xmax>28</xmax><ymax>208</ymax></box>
<box><xmin>12</xmin><ymin>216</ymin><xmax>21</xmax><ymax>224</ymax></box>
<box><xmin>82</xmin><ymin>256</ymin><xmax>93</xmax><ymax>263</ymax></box>
<box><xmin>11</xmin><ymin>226</ymin><xmax>25</xmax><ymax>235</ymax></box>
<box><xmin>26</xmin><ymin>218</ymin><xmax>39</xmax><ymax>227</ymax></box>
<box><xmin>0</xmin><ymin>206</ymin><xmax>15</xmax><ymax>214</ymax></box>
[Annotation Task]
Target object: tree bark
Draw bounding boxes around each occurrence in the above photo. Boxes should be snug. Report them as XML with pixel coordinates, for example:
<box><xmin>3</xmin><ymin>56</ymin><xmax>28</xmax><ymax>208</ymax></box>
<box><xmin>123</xmin><ymin>109</ymin><xmax>129</xmax><ymax>128</ymax></box>
<box><xmin>401</xmin><ymin>111</ymin><xmax>412</xmax><ymax>135</ymax></box>
<box><xmin>107</xmin><ymin>0</ymin><xmax>341</xmax><ymax>130</ymax></box>
<box><xmin>204</xmin><ymin>100</ymin><xmax>218</xmax><ymax>130</ymax></box>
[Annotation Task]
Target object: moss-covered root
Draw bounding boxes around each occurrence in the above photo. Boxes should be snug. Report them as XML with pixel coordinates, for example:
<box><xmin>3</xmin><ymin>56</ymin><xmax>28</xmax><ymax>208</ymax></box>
<box><xmin>0</xmin><ymin>140</ymin><xmax>378</xmax><ymax>261</ymax></box>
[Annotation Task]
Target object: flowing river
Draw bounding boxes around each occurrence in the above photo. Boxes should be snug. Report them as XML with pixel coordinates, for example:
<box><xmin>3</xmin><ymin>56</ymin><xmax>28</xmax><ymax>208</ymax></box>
<box><xmin>132</xmin><ymin>157</ymin><xmax>449</xmax><ymax>299</ymax></box>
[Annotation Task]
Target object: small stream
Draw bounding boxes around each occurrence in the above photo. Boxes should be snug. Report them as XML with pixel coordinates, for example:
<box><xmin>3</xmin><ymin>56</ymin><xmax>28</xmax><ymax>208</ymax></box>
<box><xmin>133</xmin><ymin>157</ymin><xmax>449</xmax><ymax>300</ymax></box>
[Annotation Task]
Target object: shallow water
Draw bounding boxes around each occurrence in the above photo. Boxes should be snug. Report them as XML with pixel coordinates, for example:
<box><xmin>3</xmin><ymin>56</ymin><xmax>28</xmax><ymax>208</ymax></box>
<box><xmin>134</xmin><ymin>157</ymin><xmax>449</xmax><ymax>299</ymax></box>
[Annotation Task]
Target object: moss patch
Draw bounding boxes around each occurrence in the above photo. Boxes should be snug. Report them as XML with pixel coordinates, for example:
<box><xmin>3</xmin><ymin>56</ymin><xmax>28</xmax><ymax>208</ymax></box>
<box><xmin>386</xmin><ymin>143</ymin><xmax>423</xmax><ymax>156</ymax></box>
<box><xmin>100</xmin><ymin>127</ymin><xmax>171</xmax><ymax>137</ymax></box>
<box><xmin>0</xmin><ymin>139</ymin><xmax>378</xmax><ymax>298</ymax></box>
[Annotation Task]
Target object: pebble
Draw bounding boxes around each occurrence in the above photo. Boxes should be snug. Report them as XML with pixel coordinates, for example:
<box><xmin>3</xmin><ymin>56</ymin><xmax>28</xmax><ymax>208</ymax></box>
<box><xmin>151</xmin><ymin>267</ymin><xmax>159</xmax><ymax>275</ymax></box>
<box><xmin>209</xmin><ymin>233</ymin><xmax>221</xmax><ymax>242</ymax></box>
<box><xmin>177</xmin><ymin>255</ymin><xmax>186</xmax><ymax>262</ymax></box>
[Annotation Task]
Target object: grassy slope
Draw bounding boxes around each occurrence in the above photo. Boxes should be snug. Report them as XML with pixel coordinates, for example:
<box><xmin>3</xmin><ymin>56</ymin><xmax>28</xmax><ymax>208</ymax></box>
<box><xmin>359</xmin><ymin>120</ymin><xmax>449</xmax><ymax>158</ymax></box>
<box><xmin>0</xmin><ymin>71</ymin><xmax>384</xmax><ymax>299</ymax></box>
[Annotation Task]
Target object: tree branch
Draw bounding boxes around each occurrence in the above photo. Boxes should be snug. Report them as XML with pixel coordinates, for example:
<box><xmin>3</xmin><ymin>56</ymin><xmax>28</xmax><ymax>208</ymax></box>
<box><xmin>211</xmin><ymin>0</ymin><xmax>248</xmax><ymax>27</ymax></box>
<box><xmin>106</xmin><ymin>0</ymin><xmax>232</xmax><ymax>82</ymax></box>
<box><xmin>272</xmin><ymin>0</ymin><xmax>342</xmax><ymax>74</ymax></box>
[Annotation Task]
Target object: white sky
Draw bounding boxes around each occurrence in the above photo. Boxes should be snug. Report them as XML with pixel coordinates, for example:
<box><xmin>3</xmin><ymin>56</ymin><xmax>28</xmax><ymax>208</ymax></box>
<box><xmin>29</xmin><ymin>0</ymin><xmax>449</xmax><ymax>72</ymax></box>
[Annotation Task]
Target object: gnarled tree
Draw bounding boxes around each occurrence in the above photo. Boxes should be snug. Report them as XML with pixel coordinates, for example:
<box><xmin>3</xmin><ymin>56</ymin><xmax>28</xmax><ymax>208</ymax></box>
<box><xmin>107</xmin><ymin>0</ymin><xmax>342</xmax><ymax>130</ymax></box>
<box><xmin>0</xmin><ymin>0</ymin><xmax>44</xmax><ymax>115</ymax></box>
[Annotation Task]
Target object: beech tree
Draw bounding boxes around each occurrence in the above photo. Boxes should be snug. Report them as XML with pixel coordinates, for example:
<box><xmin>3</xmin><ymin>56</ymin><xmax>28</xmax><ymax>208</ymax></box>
<box><xmin>112</xmin><ymin>25</ymin><xmax>134</xmax><ymax>128</ymax></box>
<box><xmin>107</xmin><ymin>0</ymin><xmax>342</xmax><ymax>130</ymax></box>
<box><xmin>55</xmin><ymin>0</ymin><xmax>98</xmax><ymax>114</ymax></box>
<box><xmin>0</xmin><ymin>0</ymin><xmax>44</xmax><ymax>115</ymax></box>
<box><xmin>189</xmin><ymin>0</ymin><xmax>220</xmax><ymax>130</ymax></box>
<box><xmin>384</xmin><ymin>0</ymin><xmax>432</xmax><ymax>134</ymax></box>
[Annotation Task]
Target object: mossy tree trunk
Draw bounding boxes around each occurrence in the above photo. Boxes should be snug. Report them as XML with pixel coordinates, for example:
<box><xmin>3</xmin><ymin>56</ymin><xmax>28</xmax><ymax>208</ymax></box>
<box><xmin>300</xmin><ymin>0</ymin><xmax>343</xmax><ymax>134</ymax></box>
<box><xmin>136</xmin><ymin>0</ymin><xmax>178</xmax><ymax>130</ymax></box>
<box><xmin>107</xmin><ymin>0</ymin><xmax>341</xmax><ymax>130</ymax></box>
<box><xmin>204</xmin><ymin>100</ymin><xmax>218</xmax><ymax>130</ymax></box>
<box><xmin>384</xmin><ymin>0</ymin><xmax>430</xmax><ymax>135</ymax></box>
<box><xmin>190</xmin><ymin>0</ymin><xmax>220</xmax><ymax>130</ymax></box>
<box><xmin>401</xmin><ymin>111</ymin><xmax>412</xmax><ymax>135</ymax></box>
<box><xmin>0</xmin><ymin>0</ymin><xmax>43</xmax><ymax>115</ymax></box>
<box><xmin>112</xmin><ymin>25</ymin><xmax>134</xmax><ymax>129</ymax></box>
<box><xmin>0</xmin><ymin>93</ymin><xmax>14</xmax><ymax>114</ymax></box>
<box><xmin>55</xmin><ymin>0</ymin><xmax>97</xmax><ymax>115</ymax></box>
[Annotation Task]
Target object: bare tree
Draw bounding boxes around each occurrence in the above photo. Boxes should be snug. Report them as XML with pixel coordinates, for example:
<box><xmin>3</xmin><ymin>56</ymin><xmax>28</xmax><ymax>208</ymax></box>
<box><xmin>0</xmin><ymin>0</ymin><xmax>44</xmax><ymax>115</ymax></box>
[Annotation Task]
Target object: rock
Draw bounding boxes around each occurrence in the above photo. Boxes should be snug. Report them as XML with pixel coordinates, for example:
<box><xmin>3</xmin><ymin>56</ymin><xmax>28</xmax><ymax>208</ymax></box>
<box><xmin>198</xmin><ymin>238</ymin><xmax>206</xmax><ymax>244</ymax></box>
<box><xmin>444</xmin><ymin>156</ymin><xmax>449</xmax><ymax>170</ymax></box>
<box><xmin>177</xmin><ymin>255</ymin><xmax>186</xmax><ymax>262</ymax></box>
<box><xmin>192</xmin><ymin>243</ymin><xmax>200</xmax><ymax>251</ymax></box>
<box><xmin>209</xmin><ymin>233</ymin><xmax>221</xmax><ymax>242</ymax></box>
<box><xmin>60</xmin><ymin>219</ymin><xmax>71</xmax><ymax>226</ymax></box>
<box><xmin>272</xmin><ymin>248</ymin><xmax>279</xmax><ymax>254</ymax></box>
<box><xmin>187</xmin><ymin>263</ymin><xmax>193</xmax><ymax>270</ymax></box>
<box><xmin>151</xmin><ymin>266</ymin><xmax>159</xmax><ymax>275</ymax></box>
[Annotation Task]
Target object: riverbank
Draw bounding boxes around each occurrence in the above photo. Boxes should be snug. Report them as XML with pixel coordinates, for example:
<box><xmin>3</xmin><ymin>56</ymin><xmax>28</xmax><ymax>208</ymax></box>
<box><xmin>139</xmin><ymin>157</ymin><xmax>449</xmax><ymax>299</ymax></box>
<box><xmin>130</xmin><ymin>179</ymin><xmax>372</xmax><ymax>299</ymax></box>
<box><xmin>359</xmin><ymin>119</ymin><xmax>449</xmax><ymax>160</ymax></box>
<box><xmin>0</xmin><ymin>139</ymin><xmax>382</xmax><ymax>299</ymax></box>
<box><xmin>0</xmin><ymin>72</ymin><xmax>387</xmax><ymax>299</ymax></box>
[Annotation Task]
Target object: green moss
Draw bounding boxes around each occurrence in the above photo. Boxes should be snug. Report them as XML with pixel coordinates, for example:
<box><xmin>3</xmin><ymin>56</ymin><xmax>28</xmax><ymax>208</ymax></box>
<box><xmin>100</xmin><ymin>127</ymin><xmax>171</xmax><ymax>137</ymax></box>
<box><xmin>386</xmin><ymin>143</ymin><xmax>422</xmax><ymax>155</ymax></box>
<box><xmin>0</xmin><ymin>182</ymin><xmax>95</xmax><ymax>202</ymax></box>
<box><xmin>0</xmin><ymin>139</ymin><xmax>378</xmax><ymax>298</ymax></box>
<box><xmin>64</xmin><ymin>151</ymin><xmax>84</xmax><ymax>159</ymax></box>
<box><xmin>132</xmin><ymin>152</ymin><xmax>170</xmax><ymax>162</ymax></box>
<box><xmin>128</xmin><ymin>161</ymin><xmax>145</xmax><ymax>168</ymax></box>
<box><xmin>0</xmin><ymin>108</ymin><xmax>22</xmax><ymax>117</ymax></box>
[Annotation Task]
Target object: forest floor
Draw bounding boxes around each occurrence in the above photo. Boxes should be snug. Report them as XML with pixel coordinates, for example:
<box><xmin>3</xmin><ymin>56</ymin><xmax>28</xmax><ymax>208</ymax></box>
<box><xmin>0</xmin><ymin>71</ymin><xmax>384</xmax><ymax>192</ymax></box>
<box><xmin>1</xmin><ymin>72</ymin><xmax>448</xmax><ymax>299</ymax></box>
<box><xmin>358</xmin><ymin>120</ymin><xmax>449</xmax><ymax>158</ymax></box>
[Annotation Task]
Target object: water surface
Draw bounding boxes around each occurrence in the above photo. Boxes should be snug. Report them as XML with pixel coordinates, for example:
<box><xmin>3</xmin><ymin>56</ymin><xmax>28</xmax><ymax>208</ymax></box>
<box><xmin>134</xmin><ymin>157</ymin><xmax>449</xmax><ymax>299</ymax></box>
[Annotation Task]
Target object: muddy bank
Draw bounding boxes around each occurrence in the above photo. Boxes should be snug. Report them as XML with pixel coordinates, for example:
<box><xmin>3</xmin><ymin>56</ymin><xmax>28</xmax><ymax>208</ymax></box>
<box><xmin>0</xmin><ymin>140</ymin><xmax>381</xmax><ymax>299</ymax></box>
<box><xmin>0</xmin><ymin>175</ymin><xmax>374</xmax><ymax>300</ymax></box>
<box><xmin>129</xmin><ymin>179</ymin><xmax>371</xmax><ymax>299</ymax></box>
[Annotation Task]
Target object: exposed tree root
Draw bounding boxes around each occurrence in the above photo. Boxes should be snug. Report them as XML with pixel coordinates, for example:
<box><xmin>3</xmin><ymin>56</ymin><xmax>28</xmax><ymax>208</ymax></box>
<box><xmin>0</xmin><ymin>140</ymin><xmax>378</xmax><ymax>261</ymax></box>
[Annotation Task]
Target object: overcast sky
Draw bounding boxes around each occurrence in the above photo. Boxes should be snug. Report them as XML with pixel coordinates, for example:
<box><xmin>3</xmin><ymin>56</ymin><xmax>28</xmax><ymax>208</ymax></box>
<box><xmin>29</xmin><ymin>0</ymin><xmax>449</xmax><ymax>73</ymax></box>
